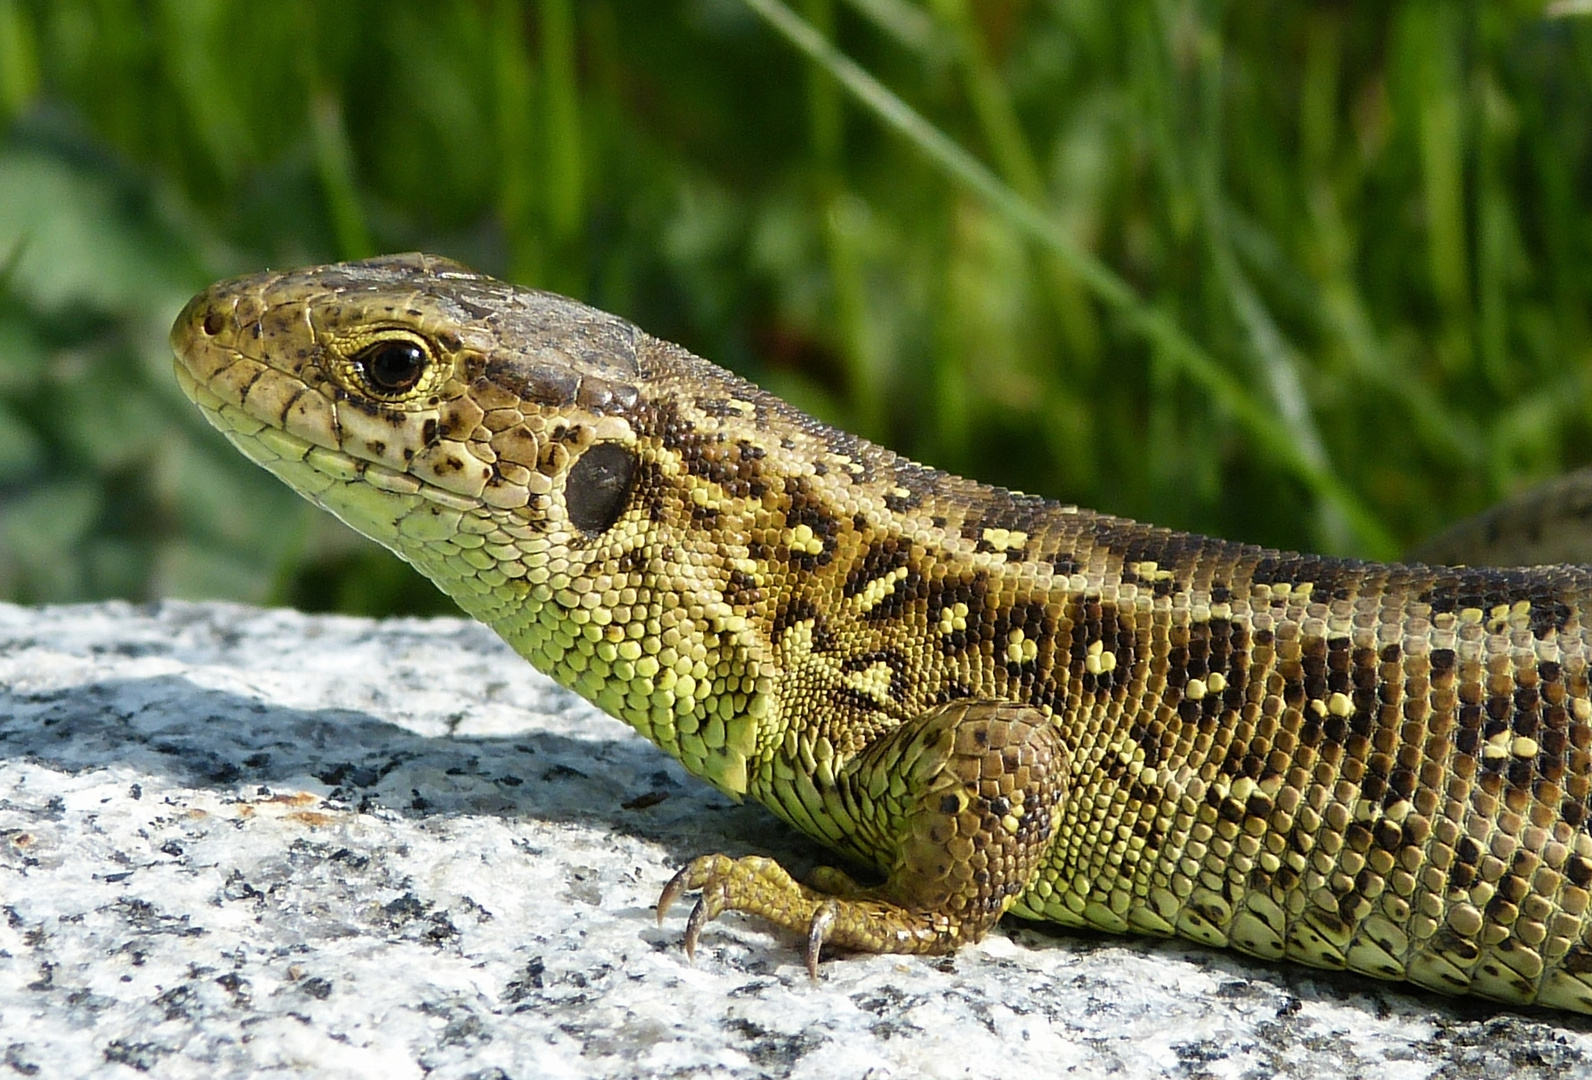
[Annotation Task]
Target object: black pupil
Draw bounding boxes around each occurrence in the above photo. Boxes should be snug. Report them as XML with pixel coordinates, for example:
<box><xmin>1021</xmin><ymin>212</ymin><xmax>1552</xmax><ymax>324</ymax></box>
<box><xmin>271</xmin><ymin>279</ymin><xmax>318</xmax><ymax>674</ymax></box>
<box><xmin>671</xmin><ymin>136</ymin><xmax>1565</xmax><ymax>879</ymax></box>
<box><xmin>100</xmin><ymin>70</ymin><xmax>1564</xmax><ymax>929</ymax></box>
<box><xmin>359</xmin><ymin>340</ymin><xmax>427</xmax><ymax>393</ymax></box>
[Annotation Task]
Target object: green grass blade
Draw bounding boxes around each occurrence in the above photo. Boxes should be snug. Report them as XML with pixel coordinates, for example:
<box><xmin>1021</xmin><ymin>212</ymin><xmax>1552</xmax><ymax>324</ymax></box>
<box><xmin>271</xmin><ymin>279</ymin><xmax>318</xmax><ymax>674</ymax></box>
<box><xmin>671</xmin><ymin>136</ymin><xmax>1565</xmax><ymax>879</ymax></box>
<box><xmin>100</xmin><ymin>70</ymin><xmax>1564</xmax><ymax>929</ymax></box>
<box><xmin>740</xmin><ymin>0</ymin><xmax>1398</xmax><ymax>556</ymax></box>
<box><xmin>310</xmin><ymin>91</ymin><xmax>373</xmax><ymax>261</ymax></box>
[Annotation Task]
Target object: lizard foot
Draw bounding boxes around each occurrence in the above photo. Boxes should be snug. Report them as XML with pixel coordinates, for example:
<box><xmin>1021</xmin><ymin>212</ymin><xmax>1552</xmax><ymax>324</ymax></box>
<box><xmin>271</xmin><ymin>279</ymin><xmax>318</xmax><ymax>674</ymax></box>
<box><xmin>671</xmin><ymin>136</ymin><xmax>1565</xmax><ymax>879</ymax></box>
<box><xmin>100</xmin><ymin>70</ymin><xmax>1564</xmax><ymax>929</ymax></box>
<box><xmin>657</xmin><ymin>700</ymin><xmax>1069</xmax><ymax>977</ymax></box>
<box><xmin>657</xmin><ymin>853</ymin><xmax>961</xmax><ymax>978</ymax></box>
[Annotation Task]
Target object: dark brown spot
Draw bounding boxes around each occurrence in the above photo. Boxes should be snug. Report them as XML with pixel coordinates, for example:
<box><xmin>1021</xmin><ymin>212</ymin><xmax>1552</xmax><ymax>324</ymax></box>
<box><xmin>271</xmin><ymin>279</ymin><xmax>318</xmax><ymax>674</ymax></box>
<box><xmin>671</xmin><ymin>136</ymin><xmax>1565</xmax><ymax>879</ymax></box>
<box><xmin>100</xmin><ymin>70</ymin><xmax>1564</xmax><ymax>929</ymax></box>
<box><xmin>927</xmin><ymin>572</ymin><xmax>989</xmax><ymax>656</ymax></box>
<box><xmin>723</xmin><ymin>568</ymin><xmax>761</xmax><ymax>608</ymax></box>
<box><xmin>1562</xmin><ymin>944</ymin><xmax>1592</xmax><ymax>975</ymax></box>
<box><xmin>781</xmin><ymin>477</ymin><xmax>840</xmax><ymax>568</ymax></box>
<box><xmin>840</xmin><ymin>650</ymin><xmax>909</xmax><ymax>701</ymax></box>
<box><xmin>1529</xmin><ymin>600</ymin><xmax>1575</xmax><ymax>638</ymax></box>
<box><xmin>843</xmin><ymin>540</ymin><xmax>923</xmax><ymax>621</ymax></box>
<box><xmin>565</xmin><ymin>442</ymin><xmax>637</xmax><ymax>536</ymax></box>
<box><xmin>1046</xmin><ymin>554</ymin><xmax>1080</xmax><ymax>576</ymax></box>
<box><xmin>772</xmin><ymin>599</ymin><xmax>830</xmax><ymax>650</ymax></box>
<box><xmin>653</xmin><ymin>399</ymin><xmax>770</xmax><ymax>500</ymax></box>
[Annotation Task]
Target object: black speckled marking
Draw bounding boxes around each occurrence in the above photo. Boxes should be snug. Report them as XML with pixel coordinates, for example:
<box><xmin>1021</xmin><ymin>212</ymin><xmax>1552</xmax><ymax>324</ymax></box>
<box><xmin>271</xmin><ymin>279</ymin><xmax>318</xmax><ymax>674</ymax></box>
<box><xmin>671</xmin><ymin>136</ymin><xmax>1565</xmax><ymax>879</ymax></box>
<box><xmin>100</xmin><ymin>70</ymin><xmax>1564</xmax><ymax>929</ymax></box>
<box><xmin>634</xmin><ymin>460</ymin><xmax>671</xmax><ymax>524</ymax></box>
<box><xmin>1417</xmin><ymin>569</ymin><xmax>1580</xmax><ymax>640</ymax></box>
<box><xmin>843</xmin><ymin>539</ymin><xmax>924</xmax><ymax>621</ymax></box>
<box><xmin>772</xmin><ymin>598</ymin><xmax>833</xmax><ymax>653</ymax></box>
<box><xmin>1531</xmin><ymin>599</ymin><xmax>1576</xmax><ymax>637</ymax></box>
<box><xmin>882</xmin><ymin>484</ymin><xmax>923</xmax><ymax>513</ymax></box>
<box><xmin>696</xmin><ymin>398</ymin><xmax>742</xmax><ymax>419</ymax></box>
<box><xmin>652</xmin><ymin>399</ymin><xmax>769</xmax><ymax>500</ymax></box>
<box><xmin>926</xmin><ymin>571</ymin><xmax>990</xmax><ymax>656</ymax></box>
<box><xmin>1247</xmin><ymin>553</ymin><xmax>1371</xmax><ymax>601</ymax></box>
<box><xmin>1045</xmin><ymin>553</ymin><xmax>1080</xmax><ymax>577</ymax></box>
<box><xmin>724</xmin><ymin>567</ymin><xmax>762</xmax><ymax>609</ymax></box>
<box><xmin>782</xmin><ymin>477</ymin><xmax>841</xmax><ymax>569</ymax></box>
<box><xmin>992</xmin><ymin>600</ymin><xmax>1055</xmax><ymax>681</ymax></box>
<box><xmin>955</xmin><ymin>487</ymin><xmax>1055</xmax><ymax>544</ymax></box>
<box><xmin>839</xmin><ymin>650</ymin><xmax>910</xmax><ymax>702</ymax></box>
<box><xmin>1068</xmin><ymin>598</ymin><xmax>1140</xmax><ymax>699</ymax></box>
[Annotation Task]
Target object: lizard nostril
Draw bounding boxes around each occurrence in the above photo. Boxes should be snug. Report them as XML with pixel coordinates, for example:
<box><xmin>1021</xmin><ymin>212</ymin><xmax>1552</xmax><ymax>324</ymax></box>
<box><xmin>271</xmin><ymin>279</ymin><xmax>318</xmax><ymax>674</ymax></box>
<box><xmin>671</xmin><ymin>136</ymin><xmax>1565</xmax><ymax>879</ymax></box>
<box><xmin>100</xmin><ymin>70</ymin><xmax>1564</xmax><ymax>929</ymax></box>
<box><xmin>201</xmin><ymin>310</ymin><xmax>227</xmax><ymax>336</ymax></box>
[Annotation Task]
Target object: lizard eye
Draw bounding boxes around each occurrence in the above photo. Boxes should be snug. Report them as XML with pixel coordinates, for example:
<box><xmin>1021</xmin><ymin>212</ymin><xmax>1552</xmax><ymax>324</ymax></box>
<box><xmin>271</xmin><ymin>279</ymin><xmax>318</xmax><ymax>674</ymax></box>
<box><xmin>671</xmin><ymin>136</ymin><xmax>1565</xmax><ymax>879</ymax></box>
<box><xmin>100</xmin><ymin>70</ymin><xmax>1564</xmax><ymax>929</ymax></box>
<box><xmin>352</xmin><ymin>337</ymin><xmax>429</xmax><ymax>396</ymax></box>
<box><xmin>565</xmin><ymin>441</ymin><xmax>638</xmax><ymax>536</ymax></box>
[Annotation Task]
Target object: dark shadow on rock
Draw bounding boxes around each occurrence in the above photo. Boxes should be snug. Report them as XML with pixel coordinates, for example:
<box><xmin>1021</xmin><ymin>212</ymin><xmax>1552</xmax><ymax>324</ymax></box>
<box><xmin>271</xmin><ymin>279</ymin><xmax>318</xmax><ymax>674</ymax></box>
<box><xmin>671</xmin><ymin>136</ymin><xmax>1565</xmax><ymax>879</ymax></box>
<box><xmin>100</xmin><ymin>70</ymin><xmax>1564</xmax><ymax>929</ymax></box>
<box><xmin>0</xmin><ymin>673</ymin><xmax>828</xmax><ymax>874</ymax></box>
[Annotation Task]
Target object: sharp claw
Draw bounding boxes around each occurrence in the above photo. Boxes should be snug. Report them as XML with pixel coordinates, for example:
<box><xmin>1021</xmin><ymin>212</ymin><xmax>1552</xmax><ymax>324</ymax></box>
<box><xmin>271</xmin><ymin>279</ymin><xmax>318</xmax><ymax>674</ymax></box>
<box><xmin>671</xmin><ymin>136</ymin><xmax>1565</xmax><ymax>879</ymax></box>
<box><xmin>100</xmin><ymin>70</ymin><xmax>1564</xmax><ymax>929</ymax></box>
<box><xmin>806</xmin><ymin>901</ymin><xmax>836</xmax><ymax>981</ymax></box>
<box><xmin>684</xmin><ymin>897</ymin><xmax>709</xmax><ymax>963</ymax></box>
<box><xmin>657</xmin><ymin>866</ymin><xmax>689</xmax><ymax>925</ymax></box>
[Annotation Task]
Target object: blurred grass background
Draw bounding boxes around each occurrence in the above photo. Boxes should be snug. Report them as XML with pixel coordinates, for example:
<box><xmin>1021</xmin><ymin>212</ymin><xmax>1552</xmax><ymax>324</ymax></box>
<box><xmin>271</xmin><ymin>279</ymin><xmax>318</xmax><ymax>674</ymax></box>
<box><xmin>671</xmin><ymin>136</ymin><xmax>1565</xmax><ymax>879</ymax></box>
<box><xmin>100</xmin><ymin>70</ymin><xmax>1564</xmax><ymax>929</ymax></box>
<box><xmin>1</xmin><ymin>0</ymin><xmax>1591</xmax><ymax>615</ymax></box>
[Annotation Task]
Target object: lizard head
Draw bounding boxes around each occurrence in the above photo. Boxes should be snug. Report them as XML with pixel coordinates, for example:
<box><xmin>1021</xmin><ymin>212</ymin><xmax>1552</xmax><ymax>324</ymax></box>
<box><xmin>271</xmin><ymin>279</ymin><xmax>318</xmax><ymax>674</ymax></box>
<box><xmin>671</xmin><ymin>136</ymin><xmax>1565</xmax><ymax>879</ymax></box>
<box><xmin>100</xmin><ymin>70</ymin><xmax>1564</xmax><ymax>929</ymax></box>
<box><xmin>171</xmin><ymin>253</ymin><xmax>782</xmax><ymax>793</ymax></box>
<box><xmin>170</xmin><ymin>252</ymin><xmax>652</xmax><ymax>566</ymax></box>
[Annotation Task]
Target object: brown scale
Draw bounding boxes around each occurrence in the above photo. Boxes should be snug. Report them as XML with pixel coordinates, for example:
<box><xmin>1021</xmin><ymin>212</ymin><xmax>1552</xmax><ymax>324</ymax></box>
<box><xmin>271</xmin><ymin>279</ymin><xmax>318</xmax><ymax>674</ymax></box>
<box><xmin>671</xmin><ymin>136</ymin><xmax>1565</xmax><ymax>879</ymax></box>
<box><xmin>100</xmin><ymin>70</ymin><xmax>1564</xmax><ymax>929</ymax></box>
<box><xmin>170</xmin><ymin>253</ymin><xmax>1592</xmax><ymax>1011</ymax></box>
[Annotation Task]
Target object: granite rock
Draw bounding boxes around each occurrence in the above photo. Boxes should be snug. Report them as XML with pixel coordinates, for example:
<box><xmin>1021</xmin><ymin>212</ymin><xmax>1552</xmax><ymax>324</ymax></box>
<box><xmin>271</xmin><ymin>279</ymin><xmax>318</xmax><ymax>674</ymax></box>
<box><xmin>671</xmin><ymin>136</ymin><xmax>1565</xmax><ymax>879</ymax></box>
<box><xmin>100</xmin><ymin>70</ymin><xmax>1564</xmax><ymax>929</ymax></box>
<box><xmin>1</xmin><ymin>600</ymin><xmax>1590</xmax><ymax>1079</ymax></box>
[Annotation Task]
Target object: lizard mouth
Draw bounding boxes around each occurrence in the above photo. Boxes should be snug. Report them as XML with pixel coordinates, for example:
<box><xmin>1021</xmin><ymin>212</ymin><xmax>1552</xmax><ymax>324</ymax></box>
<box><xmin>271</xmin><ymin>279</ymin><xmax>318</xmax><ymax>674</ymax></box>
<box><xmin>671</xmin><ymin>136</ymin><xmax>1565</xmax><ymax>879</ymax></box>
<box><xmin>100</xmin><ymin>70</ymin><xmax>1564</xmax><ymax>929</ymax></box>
<box><xmin>172</xmin><ymin>356</ymin><xmax>455</xmax><ymax>510</ymax></box>
<box><xmin>169</xmin><ymin>287</ymin><xmax>490</xmax><ymax>543</ymax></box>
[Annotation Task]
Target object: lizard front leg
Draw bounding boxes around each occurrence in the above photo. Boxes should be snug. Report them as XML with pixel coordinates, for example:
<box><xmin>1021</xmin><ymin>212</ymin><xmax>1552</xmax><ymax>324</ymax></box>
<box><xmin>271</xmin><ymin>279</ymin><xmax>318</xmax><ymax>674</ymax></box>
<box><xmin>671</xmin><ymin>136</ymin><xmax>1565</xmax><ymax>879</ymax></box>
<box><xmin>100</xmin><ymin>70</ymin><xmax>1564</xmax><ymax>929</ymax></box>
<box><xmin>657</xmin><ymin>699</ymin><xmax>1069</xmax><ymax>975</ymax></box>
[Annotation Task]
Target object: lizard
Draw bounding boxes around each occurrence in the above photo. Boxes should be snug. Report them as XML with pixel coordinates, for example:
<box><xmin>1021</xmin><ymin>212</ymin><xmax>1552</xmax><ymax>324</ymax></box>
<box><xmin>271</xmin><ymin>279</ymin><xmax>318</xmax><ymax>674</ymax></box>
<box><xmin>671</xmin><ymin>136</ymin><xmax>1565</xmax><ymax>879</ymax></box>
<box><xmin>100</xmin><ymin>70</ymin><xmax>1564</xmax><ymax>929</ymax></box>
<box><xmin>169</xmin><ymin>251</ymin><xmax>1592</xmax><ymax>1012</ymax></box>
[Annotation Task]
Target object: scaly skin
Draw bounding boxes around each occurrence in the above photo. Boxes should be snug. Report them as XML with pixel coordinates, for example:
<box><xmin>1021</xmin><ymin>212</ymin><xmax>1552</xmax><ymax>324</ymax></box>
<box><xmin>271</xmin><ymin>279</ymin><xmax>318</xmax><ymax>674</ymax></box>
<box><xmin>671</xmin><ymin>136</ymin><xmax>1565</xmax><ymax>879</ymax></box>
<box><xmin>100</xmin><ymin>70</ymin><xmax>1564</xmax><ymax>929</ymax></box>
<box><xmin>172</xmin><ymin>253</ymin><xmax>1592</xmax><ymax>1010</ymax></box>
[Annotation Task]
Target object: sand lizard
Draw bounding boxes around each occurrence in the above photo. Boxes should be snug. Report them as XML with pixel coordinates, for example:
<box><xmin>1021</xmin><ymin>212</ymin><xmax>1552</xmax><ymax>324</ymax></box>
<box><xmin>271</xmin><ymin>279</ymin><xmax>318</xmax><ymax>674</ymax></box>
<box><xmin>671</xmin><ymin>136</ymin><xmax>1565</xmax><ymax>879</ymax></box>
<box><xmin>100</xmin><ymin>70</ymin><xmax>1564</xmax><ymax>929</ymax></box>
<box><xmin>170</xmin><ymin>252</ymin><xmax>1592</xmax><ymax>1012</ymax></box>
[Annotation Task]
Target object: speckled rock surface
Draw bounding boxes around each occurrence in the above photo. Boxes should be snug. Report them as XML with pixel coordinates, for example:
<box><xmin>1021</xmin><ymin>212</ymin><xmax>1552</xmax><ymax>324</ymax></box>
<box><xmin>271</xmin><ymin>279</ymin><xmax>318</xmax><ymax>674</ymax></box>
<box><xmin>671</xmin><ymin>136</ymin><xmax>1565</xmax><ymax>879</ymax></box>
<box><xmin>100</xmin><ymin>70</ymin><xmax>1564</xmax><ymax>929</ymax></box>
<box><xmin>1</xmin><ymin>600</ymin><xmax>1591</xmax><ymax>1079</ymax></box>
